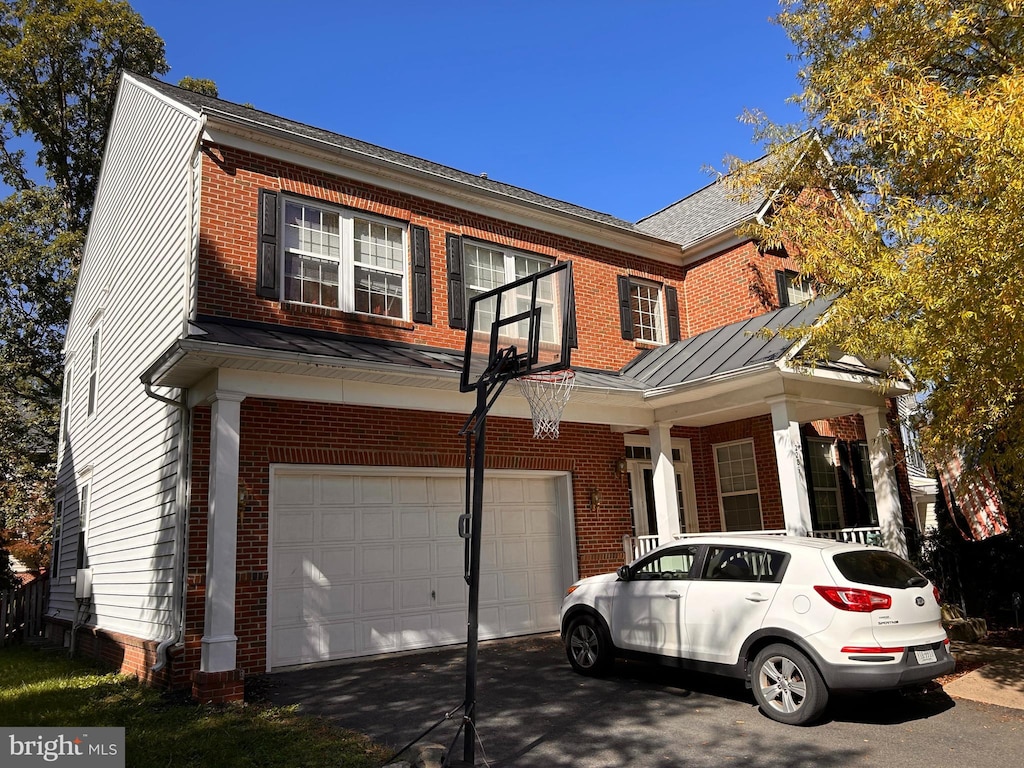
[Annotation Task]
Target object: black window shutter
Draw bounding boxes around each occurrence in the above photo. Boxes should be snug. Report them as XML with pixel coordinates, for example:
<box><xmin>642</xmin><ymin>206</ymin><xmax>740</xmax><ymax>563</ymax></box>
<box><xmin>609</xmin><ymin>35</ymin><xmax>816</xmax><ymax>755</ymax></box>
<box><xmin>775</xmin><ymin>270</ymin><xmax>790</xmax><ymax>308</ymax></box>
<box><xmin>411</xmin><ymin>225</ymin><xmax>432</xmax><ymax>324</ymax></box>
<box><xmin>446</xmin><ymin>234</ymin><xmax>466</xmax><ymax>329</ymax></box>
<box><xmin>617</xmin><ymin>275</ymin><xmax>634</xmax><ymax>340</ymax></box>
<box><xmin>665</xmin><ymin>285</ymin><xmax>680</xmax><ymax>343</ymax></box>
<box><xmin>256</xmin><ymin>189</ymin><xmax>279</xmax><ymax>299</ymax></box>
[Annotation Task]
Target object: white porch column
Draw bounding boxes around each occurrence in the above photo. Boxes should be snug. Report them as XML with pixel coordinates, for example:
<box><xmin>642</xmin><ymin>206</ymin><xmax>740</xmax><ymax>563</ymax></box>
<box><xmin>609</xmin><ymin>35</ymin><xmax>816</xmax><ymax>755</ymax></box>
<box><xmin>201</xmin><ymin>390</ymin><xmax>245</xmax><ymax>673</ymax></box>
<box><xmin>768</xmin><ymin>397</ymin><xmax>813</xmax><ymax>537</ymax></box>
<box><xmin>648</xmin><ymin>423</ymin><xmax>681</xmax><ymax>544</ymax></box>
<box><xmin>860</xmin><ymin>406</ymin><xmax>908</xmax><ymax>557</ymax></box>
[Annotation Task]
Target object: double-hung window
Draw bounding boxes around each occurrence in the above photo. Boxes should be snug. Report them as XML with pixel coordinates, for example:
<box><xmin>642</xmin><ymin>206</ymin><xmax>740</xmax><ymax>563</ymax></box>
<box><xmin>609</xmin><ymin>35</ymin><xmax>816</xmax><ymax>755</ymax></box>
<box><xmin>629</xmin><ymin>279</ymin><xmax>665</xmax><ymax>343</ymax></box>
<box><xmin>714</xmin><ymin>439</ymin><xmax>763</xmax><ymax>531</ymax></box>
<box><xmin>616</xmin><ymin>276</ymin><xmax>679</xmax><ymax>344</ymax></box>
<box><xmin>282</xmin><ymin>199</ymin><xmax>407</xmax><ymax>319</ymax></box>
<box><xmin>87</xmin><ymin>330</ymin><xmax>100</xmax><ymax>417</ymax></box>
<box><xmin>776</xmin><ymin>269</ymin><xmax>814</xmax><ymax>307</ymax></box>
<box><xmin>463</xmin><ymin>241</ymin><xmax>555</xmax><ymax>341</ymax></box>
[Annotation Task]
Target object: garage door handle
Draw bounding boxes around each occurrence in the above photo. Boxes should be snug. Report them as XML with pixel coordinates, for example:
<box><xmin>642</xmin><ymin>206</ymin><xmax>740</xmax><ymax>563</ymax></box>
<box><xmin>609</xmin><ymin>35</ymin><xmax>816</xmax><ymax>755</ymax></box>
<box><xmin>745</xmin><ymin>593</ymin><xmax>769</xmax><ymax>602</ymax></box>
<box><xmin>664</xmin><ymin>591</ymin><xmax>680</xmax><ymax>600</ymax></box>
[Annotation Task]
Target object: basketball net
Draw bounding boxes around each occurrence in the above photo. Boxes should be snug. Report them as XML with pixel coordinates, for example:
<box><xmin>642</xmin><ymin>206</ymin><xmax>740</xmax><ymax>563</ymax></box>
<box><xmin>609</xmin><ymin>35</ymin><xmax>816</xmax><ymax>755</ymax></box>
<box><xmin>516</xmin><ymin>369</ymin><xmax>576</xmax><ymax>439</ymax></box>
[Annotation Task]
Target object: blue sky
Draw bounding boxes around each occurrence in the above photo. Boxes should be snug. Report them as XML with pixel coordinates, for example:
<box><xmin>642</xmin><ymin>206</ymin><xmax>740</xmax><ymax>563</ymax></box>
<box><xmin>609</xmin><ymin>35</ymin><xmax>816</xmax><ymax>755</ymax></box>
<box><xmin>130</xmin><ymin>0</ymin><xmax>804</xmax><ymax>222</ymax></box>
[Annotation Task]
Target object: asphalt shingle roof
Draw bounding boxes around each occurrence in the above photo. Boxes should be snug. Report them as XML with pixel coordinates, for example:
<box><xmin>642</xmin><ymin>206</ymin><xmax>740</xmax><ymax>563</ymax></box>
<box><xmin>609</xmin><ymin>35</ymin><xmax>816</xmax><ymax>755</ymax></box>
<box><xmin>138</xmin><ymin>75</ymin><xmax>639</xmax><ymax>234</ymax></box>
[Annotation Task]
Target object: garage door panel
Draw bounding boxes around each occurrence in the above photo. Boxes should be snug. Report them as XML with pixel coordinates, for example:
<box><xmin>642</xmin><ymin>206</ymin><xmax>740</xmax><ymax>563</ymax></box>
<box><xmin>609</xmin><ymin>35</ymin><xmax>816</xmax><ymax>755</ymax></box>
<box><xmin>399</xmin><ymin>579</ymin><xmax>432</xmax><ymax>610</ymax></box>
<box><xmin>317</xmin><ymin>547</ymin><xmax>355</xmax><ymax>580</ymax></box>
<box><xmin>358</xmin><ymin>477</ymin><xmax>394</xmax><ymax>505</ymax></box>
<box><xmin>494</xmin><ymin>478</ymin><xmax>525</xmax><ymax>503</ymax></box>
<box><xmin>273</xmin><ymin>550</ymin><xmax>309</xmax><ymax>585</ymax></box>
<box><xmin>500</xmin><ymin>571</ymin><xmax>530</xmax><ymax>600</ymax></box>
<box><xmin>397</xmin><ymin>476</ymin><xmax>429</xmax><ymax>503</ymax></box>
<box><xmin>276</xmin><ymin>475</ymin><xmax>314</xmax><ymax>505</ymax></box>
<box><xmin>320</xmin><ymin>475</ymin><xmax>355</xmax><ymax>505</ymax></box>
<box><xmin>359</xmin><ymin>545</ymin><xmax>395</xmax><ymax>576</ymax></box>
<box><xmin>321</xmin><ymin>510</ymin><xmax>355</xmax><ymax>541</ymax></box>
<box><xmin>498</xmin><ymin>508</ymin><xmax>527</xmax><ymax>535</ymax></box>
<box><xmin>399</xmin><ymin>543</ymin><xmax>431</xmax><ymax>574</ymax></box>
<box><xmin>431</xmin><ymin>477</ymin><xmax>464</xmax><ymax>504</ymax></box>
<box><xmin>399</xmin><ymin>509</ymin><xmax>431</xmax><ymax>538</ymax></box>
<box><xmin>528</xmin><ymin>507</ymin><xmax>558</xmax><ymax>535</ymax></box>
<box><xmin>270</xmin><ymin>471</ymin><xmax>568</xmax><ymax>668</ymax></box>
<box><xmin>362</xmin><ymin>619</ymin><xmax>399</xmax><ymax>653</ymax></box>
<box><xmin>360</xmin><ymin>510</ymin><xmax>395</xmax><ymax>539</ymax></box>
<box><xmin>322</xmin><ymin>622</ymin><xmax>356</xmax><ymax>656</ymax></box>
<box><xmin>273</xmin><ymin>625</ymin><xmax>320</xmax><ymax>665</ymax></box>
<box><xmin>499</xmin><ymin>539</ymin><xmax>529</xmax><ymax>567</ymax></box>
<box><xmin>360</xmin><ymin>581</ymin><xmax>394</xmax><ymax>613</ymax></box>
<box><xmin>275</xmin><ymin>511</ymin><xmax>314</xmax><ymax>543</ymax></box>
<box><xmin>435</xmin><ymin>542</ymin><xmax>464</xmax><ymax>574</ymax></box>
<box><xmin>435</xmin><ymin>574</ymin><xmax>467</xmax><ymax>606</ymax></box>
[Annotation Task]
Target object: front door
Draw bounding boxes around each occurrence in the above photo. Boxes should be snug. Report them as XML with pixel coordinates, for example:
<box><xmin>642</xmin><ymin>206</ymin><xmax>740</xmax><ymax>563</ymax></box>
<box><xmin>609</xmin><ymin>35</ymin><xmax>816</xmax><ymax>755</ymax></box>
<box><xmin>625</xmin><ymin>440</ymin><xmax>698</xmax><ymax>536</ymax></box>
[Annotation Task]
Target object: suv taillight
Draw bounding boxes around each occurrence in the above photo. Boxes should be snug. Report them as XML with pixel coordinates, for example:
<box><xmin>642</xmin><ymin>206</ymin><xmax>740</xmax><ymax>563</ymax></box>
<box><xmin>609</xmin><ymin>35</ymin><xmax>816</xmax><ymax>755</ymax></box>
<box><xmin>814</xmin><ymin>585</ymin><xmax>892</xmax><ymax>612</ymax></box>
<box><xmin>933</xmin><ymin>585</ymin><xmax>942</xmax><ymax>605</ymax></box>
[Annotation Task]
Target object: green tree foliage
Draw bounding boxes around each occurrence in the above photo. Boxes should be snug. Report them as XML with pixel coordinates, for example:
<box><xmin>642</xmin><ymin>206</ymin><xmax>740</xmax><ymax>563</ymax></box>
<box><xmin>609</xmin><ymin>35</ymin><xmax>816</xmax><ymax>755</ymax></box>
<box><xmin>733</xmin><ymin>0</ymin><xmax>1024</xmax><ymax>488</ymax></box>
<box><xmin>0</xmin><ymin>0</ymin><xmax>168</xmax><ymax>571</ymax></box>
<box><xmin>177</xmin><ymin>76</ymin><xmax>217</xmax><ymax>97</ymax></box>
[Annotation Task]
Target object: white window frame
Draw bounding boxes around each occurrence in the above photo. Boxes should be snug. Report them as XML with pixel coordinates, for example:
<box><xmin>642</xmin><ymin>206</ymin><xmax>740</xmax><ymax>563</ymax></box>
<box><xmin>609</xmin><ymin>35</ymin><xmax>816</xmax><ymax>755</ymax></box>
<box><xmin>624</xmin><ymin>435</ymin><xmax>698</xmax><ymax>535</ymax></box>
<box><xmin>778</xmin><ymin>269</ymin><xmax>815</xmax><ymax>307</ymax></box>
<box><xmin>463</xmin><ymin>240</ymin><xmax>556</xmax><ymax>341</ymax></box>
<box><xmin>713</xmin><ymin>438</ymin><xmax>764</xmax><ymax>531</ymax></box>
<box><xmin>628</xmin><ymin>278</ymin><xmax>665</xmax><ymax>344</ymax></box>
<box><xmin>76</xmin><ymin>482</ymin><xmax>90</xmax><ymax>572</ymax></box>
<box><xmin>280</xmin><ymin>197</ymin><xmax>409</xmax><ymax>319</ymax></box>
<box><xmin>52</xmin><ymin>491</ymin><xmax>65</xmax><ymax>581</ymax></box>
<box><xmin>87</xmin><ymin>329</ymin><xmax>100</xmax><ymax>418</ymax></box>
<box><xmin>61</xmin><ymin>359</ymin><xmax>72</xmax><ymax>446</ymax></box>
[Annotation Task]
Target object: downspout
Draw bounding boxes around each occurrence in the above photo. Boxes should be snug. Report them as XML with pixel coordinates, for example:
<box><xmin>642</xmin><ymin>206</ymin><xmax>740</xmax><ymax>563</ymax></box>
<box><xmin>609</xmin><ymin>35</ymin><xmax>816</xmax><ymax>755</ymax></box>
<box><xmin>146</xmin><ymin>384</ymin><xmax>191</xmax><ymax>674</ymax></box>
<box><xmin>150</xmin><ymin>112</ymin><xmax>206</xmax><ymax>675</ymax></box>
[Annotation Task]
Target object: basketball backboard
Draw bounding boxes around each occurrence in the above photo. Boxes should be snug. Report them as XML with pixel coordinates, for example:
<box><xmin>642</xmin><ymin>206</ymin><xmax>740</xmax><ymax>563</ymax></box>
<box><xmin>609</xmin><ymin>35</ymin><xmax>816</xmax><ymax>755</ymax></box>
<box><xmin>459</xmin><ymin>261</ymin><xmax>574</xmax><ymax>392</ymax></box>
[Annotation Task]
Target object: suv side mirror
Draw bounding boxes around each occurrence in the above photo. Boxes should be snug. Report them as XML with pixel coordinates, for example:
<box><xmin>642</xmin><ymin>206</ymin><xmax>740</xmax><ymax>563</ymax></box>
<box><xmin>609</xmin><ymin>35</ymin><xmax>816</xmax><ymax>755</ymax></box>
<box><xmin>617</xmin><ymin>565</ymin><xmax>632</xmax><ymax>582</ymax></box>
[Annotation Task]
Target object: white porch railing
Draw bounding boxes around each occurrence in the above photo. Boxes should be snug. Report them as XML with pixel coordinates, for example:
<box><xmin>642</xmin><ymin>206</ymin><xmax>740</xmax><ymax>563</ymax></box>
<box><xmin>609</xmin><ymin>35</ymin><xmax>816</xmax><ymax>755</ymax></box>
<box><xmin>622</xmin><ymin>526</ymin><xmax>884</xmax><ymax>563</ymax></box>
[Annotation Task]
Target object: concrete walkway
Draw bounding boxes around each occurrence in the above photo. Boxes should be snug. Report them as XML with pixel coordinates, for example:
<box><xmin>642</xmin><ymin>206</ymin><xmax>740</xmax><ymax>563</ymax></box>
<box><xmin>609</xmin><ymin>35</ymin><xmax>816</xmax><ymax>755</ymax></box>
<box><xmin>945</xmin><ymin>642</ymin><xmax>1024</xmax><ymax>710</ymax></box>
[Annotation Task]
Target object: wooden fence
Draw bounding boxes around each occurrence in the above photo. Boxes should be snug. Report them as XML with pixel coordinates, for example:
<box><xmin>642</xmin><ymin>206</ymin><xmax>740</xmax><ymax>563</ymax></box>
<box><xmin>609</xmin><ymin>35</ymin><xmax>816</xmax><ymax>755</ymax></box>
<box><xmin>1</xmin><ymin>574</ymin><xmax>48</xmax><ymax>647</ymax></box>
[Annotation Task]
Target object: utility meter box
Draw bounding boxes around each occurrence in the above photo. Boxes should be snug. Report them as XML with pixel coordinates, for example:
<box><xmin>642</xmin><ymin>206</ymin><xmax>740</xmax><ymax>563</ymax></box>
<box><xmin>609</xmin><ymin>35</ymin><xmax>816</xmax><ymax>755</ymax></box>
<box><xmin>74</xmin><ymin>568</ymin><xmax>93</xmax><ymax>599</ymax></box>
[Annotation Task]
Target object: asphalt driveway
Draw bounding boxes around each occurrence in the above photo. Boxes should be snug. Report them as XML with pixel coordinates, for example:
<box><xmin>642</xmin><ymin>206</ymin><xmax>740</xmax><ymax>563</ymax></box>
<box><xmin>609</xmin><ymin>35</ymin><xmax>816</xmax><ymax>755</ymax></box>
<box><xmin>267</xmin><ymin>633</ymin><xmax>1024</xmax><ymax>768</ymax></box>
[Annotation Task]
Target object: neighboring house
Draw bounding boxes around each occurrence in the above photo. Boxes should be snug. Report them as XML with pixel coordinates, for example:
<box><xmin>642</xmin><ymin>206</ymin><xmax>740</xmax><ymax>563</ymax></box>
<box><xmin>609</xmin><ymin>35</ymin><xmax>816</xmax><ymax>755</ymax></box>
<box><xmin>48</xmin><ymin>74</ymin><xmax>917</xmax><ymax>703</ymax></box>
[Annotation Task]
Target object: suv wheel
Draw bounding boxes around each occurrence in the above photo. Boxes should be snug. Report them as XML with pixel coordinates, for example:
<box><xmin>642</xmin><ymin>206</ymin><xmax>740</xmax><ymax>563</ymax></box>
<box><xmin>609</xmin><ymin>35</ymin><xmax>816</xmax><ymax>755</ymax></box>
<box><xmin>751</xmin><ymin>643</ymin><xmax>828</xmax><ymax>725</ymax></box>
<box><xmin>565</xmin><ymin>616</ymin><xmax>612</xmax><ymax>676</ymax></box>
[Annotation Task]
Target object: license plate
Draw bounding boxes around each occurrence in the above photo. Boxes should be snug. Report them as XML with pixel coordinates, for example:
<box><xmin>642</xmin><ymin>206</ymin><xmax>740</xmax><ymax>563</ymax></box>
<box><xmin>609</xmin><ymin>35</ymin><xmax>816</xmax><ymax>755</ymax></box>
<box><xmin>915</xmin><ymin>647</ymin><xmax>937</xmax><ymax>664</ymax></box>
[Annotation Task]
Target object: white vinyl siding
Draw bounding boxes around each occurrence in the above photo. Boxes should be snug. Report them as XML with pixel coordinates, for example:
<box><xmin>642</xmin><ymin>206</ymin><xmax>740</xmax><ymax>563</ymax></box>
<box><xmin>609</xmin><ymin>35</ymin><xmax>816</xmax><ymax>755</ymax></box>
<box><xmin>49</xmin><ymin>76</ymin><xmax>200</xmax><ymax>639</ymax></box>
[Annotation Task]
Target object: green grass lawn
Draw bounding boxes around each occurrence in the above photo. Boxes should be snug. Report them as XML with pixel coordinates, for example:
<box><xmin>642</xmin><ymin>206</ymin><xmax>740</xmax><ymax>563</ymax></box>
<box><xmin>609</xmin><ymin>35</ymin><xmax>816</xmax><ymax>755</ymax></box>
<box><xmin>0</xmin><ymin>645</ymin><xmax>389</xmax><ymax>767</ymax></box>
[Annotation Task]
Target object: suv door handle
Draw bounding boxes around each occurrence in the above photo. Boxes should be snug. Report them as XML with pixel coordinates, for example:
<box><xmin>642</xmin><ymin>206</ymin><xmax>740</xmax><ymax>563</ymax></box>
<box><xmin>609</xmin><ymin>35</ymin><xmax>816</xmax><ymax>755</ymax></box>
<box><xmin>745</xmin><ymin>593</ymin><xmax>769</xmax><ymax>603</ymax></box>
<box><xmin>664</xmin><ymin>591</ymin><xmax>681</xmax><ymax>600</ymax></box>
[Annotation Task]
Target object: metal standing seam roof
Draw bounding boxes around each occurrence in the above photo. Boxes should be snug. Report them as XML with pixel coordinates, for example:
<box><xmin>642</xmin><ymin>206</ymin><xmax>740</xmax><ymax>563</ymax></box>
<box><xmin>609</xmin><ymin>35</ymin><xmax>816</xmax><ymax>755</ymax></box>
<box><xmin>182</xmin><ymin>316</ymin><xmax>648</xmax><ymax>392</ymax></box>
<box><xmin>620</xmin><ymin>298</ymin><xmax>833</xmax><ymax>389</ymax></box>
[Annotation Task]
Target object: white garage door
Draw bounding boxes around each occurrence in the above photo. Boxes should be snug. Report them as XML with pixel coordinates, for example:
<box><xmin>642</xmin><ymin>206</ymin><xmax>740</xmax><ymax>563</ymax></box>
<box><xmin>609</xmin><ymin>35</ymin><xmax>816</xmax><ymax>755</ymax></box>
<box><xmin>268</xmin><ymin>468</ymin><xmax>572</xmax><ymax>669</ymax></box>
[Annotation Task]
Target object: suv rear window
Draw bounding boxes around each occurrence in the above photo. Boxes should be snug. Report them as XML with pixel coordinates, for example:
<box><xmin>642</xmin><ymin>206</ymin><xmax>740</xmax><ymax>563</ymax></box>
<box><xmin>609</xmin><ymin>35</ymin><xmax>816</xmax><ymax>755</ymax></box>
<box><xmin>832</xmin><ymin>550</ymin><xmax>928</xmax><ymax>589</ymax></box>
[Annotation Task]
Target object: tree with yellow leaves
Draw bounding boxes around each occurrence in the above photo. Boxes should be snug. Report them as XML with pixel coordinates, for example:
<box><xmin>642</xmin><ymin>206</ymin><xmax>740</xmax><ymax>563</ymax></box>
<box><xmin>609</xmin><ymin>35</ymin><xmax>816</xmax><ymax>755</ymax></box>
<box><xmin>734</xmin><ymin>0</ymin><xmax>1024</xmax><ymax>491</ymax></box>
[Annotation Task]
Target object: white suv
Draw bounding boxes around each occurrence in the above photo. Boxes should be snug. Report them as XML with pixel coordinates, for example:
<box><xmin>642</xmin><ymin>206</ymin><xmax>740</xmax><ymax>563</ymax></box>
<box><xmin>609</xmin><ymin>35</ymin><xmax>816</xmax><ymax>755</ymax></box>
<box><xmin>560</xmin><ymin>535</ymin><xmax>954</xmax><ymax>725</ymax></box>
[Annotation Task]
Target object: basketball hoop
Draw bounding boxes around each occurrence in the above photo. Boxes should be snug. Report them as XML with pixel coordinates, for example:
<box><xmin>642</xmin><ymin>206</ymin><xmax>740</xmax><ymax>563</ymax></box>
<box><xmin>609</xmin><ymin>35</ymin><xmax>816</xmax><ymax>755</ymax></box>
<box><xmin>516</xmin><ymin>369</ymin><xmax>576</xmax><ymax>439</ymax></box>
